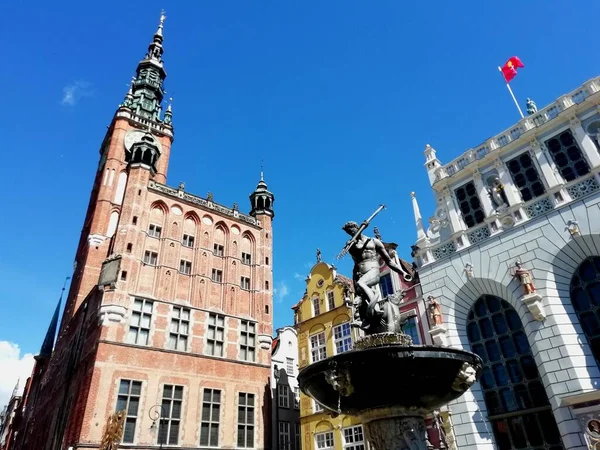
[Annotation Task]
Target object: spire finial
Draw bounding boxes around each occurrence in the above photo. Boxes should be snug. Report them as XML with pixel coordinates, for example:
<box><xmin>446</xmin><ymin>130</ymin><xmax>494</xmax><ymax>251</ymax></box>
<box><xmin>411</xmin><ymin>192</ymin><xmax>427</xmax><ymax>243</ymax></box>
<box><xmin>260</xmin><ymin>160</ymin><xmax>264</xmax><ymax>181</ymax></box>
<box><xmin>156</xmin><ymin>10</ymin><xmax>166</xmax><ymax>37</ymax></box>
<box><xmin>39</xmin><ymin>276</ymin><xmax>70</xmax><ymax>357</ymax></box>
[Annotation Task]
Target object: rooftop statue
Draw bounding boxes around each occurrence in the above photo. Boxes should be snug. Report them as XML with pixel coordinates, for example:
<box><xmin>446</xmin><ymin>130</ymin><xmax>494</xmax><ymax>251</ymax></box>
<box><xmin>338</xmin><ymin>205</ymin><xmax>413</xmax><ymax>333</ymax></box>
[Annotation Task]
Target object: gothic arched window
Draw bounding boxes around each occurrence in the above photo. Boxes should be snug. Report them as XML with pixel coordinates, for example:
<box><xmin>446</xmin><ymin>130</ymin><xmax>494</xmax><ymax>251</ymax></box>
<box><xmin>570</xmin><ymin>256</ymin><xmax>600</xmax><ymax>365</ymax></box>
<box><xmin>467</xmin><ymin>295</ymin><xmax>563</xmax><ymax>450</ymax></box>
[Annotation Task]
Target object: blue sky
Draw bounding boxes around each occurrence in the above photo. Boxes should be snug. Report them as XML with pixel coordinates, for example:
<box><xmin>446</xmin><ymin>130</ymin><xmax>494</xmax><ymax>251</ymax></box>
<box><xmin>1</xmin><ymin>0</ymin><xmax>598</xmax><ymax>368</ymax></box>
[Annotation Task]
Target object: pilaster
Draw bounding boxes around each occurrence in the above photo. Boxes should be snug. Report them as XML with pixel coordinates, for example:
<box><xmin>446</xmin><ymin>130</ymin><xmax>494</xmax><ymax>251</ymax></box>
<box><xmin>494</xmin><ymin>159</ymin><xmax>522</xmax><ymax>206</ymax></box>
<box><xmin>472</xmin><ymin>171</ymin><xmax>495</xmax><ymax>217</ymax></box>
<box><xmin>442</xmin><ymin>188</ymin><xmax>465</xmax><ymax>235</ymax></box>
<box><xmin>570</xmin><ymin>117</ymin><xmax>600</xmax><ymax>169</ymax></box>
<box><xmin>530</xmin><ymin>139</ymin><xmax>564</xmax><ymax>190</ymax></box>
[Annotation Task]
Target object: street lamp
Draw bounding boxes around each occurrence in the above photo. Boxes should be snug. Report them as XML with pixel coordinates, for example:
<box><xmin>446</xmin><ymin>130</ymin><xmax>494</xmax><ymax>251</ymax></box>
<box><xmin>149</xmin><ymin>404</ymin><xmax>166</xmax><ymax>450</ymax></box>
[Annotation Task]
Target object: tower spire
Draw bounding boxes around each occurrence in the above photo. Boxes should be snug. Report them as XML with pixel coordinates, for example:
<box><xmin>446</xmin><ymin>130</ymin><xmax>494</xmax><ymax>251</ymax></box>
<box><xmin>411</xmin><ymin>192</ymin><xmax>427</xmax><ymax>246</ymax></box>
<box><xmin>249</xmin><ymin>170</ymin><xmax>275</xmax><ymax>218</ymax></box>
<box><xmin>39</xmin><ymin>277</ymin><xmax>70</xmax><ymax>358</ymax></box>
<box><xmin>121</xmin><ymin>12</ymin><xmax>169</xmax><ymax>123</ymax></box>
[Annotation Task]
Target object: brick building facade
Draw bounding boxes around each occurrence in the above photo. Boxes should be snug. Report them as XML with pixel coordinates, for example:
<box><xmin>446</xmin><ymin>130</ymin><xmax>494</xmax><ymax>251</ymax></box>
<box><xmin>16</xmin><ymin>14</ymin><xmax>275</xmax><ymax>450</ymax></box>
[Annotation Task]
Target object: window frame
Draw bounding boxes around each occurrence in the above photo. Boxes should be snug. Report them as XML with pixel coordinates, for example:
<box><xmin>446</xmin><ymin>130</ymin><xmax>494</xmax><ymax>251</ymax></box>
<box><xmin>237</xmin><ymin>393</ymin><xmax>255</xmax><ymax>448</ymax></box>
<box><xmin>278</xmin><ymin>421</ymin><xmax>291</xmax><ymax>449</ymax></box>
<box><xmin>213</xmin><ymin>243</ymin><xmax>224</xmax><ymax>257</ymax></box>
<box><xmin>278</xmin><ymin>384</ymin><xmax>290</xmax><ymax>409</ymax></box>
<box><xmin>310</xmin><ymin>331</ymin><xmax>327</xmax><ymax>362</ymax></box>
<box><xmin>143</xmin><ymin>251</ymin><xmax>158</xmax><ymax>266</ymax></box>
<box><xmin>241</xmin><ymin>276</ymin><xmax>251</xmax><ymax>290</ymax></box>
<box><xmin>127</xmin><ymin>299</ymin><xmax>153</xmax><ymax>345</ymax></box>
<box><xmin>199</xmin><ymin>388</ymin><xmax>221</xmax><ymax>447</ymax></box>
<box><xmin>315</xmin><ymin>430</ymin><xmax>334</xmax><ymax>450</ymax></box>
<box><xmin>240</xmin><ymin>320</ymin><xmax>256</xmax><ymax>362</ymax></box>
<box><xmin>242</xmin><ymin>252</ymin><xmax>252</xmax><ymax>265</ymax></box>
<box><xmin>206</xmin><ymin>313</ymin><xmax>225</xmax><ymax>357</ymax></box>
<box><xmin>179</xmin><ymin>259</ymin><xmax>192</xmax><ymax>275</ymax></box>
<box><xmin>333</xmin><ymin>322</ymin><xmax>352</xmax><ymax>354</ymax></box>
<box><xmin>158</xmin><ymin>384</ymin><xmax>184</xmax><ymax>446</ymax></box>
<box><xmin>168</xmin><ymin>306</ymin><xmax>190</xmax><ymax>351</ymax></box>
<box><xmin>327</xmin><ymin>290</ymin><xmax>335</xmax><ymax>310</ymax></box>
<box><xmin>116</xmin><ymin>379</ymin><xmax>142</xmax><ymax>444</ymax></box>
<box><xmin>342</xmin><ymin>425</ymin><xmax>366</xmax><ymax>450</ymax></box>
<box><xmin>148</xmin><ymin>223</ymin><xmax>162</xmax><ymax>238</ymax></box>
<box><xmin>182</xmin><ymin>233</ymin><xmax>195</xmax><ymax>248</ymax></box>
<box><xmin>312</xmin><ymin>296</ymin><xmax>321</xmax><ymax>316</ymax></box>
<box><xmin>211</xmin><ymin>269</ymin><xmax>223</xmax><ymax>283</ymax></box>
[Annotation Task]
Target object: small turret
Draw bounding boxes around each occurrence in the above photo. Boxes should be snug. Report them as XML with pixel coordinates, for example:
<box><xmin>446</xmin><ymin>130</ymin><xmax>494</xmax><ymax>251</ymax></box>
<box><xmin>249</xmin><ymin>171</ymin><xmax>275</xmax><ymax>218</ymax></box>
<box><xmin>424</xmin><ymin>144</ymin><xmax>442</xmax><ymax>185</ymax></box>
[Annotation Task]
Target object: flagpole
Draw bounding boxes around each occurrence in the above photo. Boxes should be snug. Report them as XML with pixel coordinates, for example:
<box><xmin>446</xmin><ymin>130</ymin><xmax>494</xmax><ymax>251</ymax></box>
<box><xmin>498</xmin><ymin>66</ymin><xmax>524</xmax><ymax>119</ymax></box>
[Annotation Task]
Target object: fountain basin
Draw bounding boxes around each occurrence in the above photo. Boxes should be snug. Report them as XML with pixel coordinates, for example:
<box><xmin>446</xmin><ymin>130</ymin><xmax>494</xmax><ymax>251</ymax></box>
<box><xmin>298</xmin><ymin>343</ymin><xmax>483</xmax><ymax>416</ymax></box>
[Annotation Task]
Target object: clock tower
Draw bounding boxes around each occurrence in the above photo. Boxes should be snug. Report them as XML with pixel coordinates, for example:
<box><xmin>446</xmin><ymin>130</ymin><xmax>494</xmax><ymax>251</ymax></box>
<box><xmin>61</xmin><ymin>13</ymin><xmax>174</xmax><ymax>327</ymax></box>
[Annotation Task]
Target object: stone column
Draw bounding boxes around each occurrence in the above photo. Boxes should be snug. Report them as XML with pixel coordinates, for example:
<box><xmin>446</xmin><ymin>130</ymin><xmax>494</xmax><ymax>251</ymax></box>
<box><xmin>529</xmin><ymin>139</ymin><xmax>564</xmax><ymax>189</ymax></box>
<box><xmin>494</xmin><ymin>159</ymin><xmax>522</xmax><ymax>206</ymax></box>
<box><xmin>472</xmin><ymin>171</ymin><xmax>495</xmax><ymax>217</ymax></box>
<box><xmin>360</xmin><ymin>407</ymin><xmax>432</xmax><ymax>450</ymax></box>
<box><xmin>570</xmin><ymin>117</ymin><xmax>600</xmax><ymax>169</ymax></box>
<box><xmin>441</xmin><ymin>188</ymin><xmax>465</xmax><ymax>235</ymax></box>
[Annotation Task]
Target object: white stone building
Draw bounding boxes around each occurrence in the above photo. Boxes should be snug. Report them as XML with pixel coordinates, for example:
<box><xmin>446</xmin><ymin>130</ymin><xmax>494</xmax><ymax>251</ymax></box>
<box><xmin>271</xmin><ymin>326</ymin><xmax>301</xmax><ymax>450</ymax></box>
<box><xmin>412</xmin><ymin>76</ymin><xmax>600</xmax><ymax>450</ymax></box>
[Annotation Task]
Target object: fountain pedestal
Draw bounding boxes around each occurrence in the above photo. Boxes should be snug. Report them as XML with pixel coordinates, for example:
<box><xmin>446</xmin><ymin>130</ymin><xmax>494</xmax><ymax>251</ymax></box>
<box><xmin>360</xmin><ymin>408</ymin><xmax>432</xmax><ymax>450</ymax></box>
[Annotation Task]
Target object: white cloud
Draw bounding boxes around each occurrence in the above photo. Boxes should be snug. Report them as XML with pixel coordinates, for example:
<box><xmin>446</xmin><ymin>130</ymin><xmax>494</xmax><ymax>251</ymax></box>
<box><xmin>293</xmin><ymin>272</ymin><xmax>303</xmax><ymax>280</ymax></box>
<box><xmin>61</xmin><ymin>81</ymin><xmax>93</xmax><ymax>106</ymax></box>
<box><xmin>0</xmin><ymin>341</ymin><xmax>35</xmax><ymax>409</ymax></box>
<box><xmin>273</xmin><ymin>281</ymin><xmax>290</xmax><ymax>303</ymax></box>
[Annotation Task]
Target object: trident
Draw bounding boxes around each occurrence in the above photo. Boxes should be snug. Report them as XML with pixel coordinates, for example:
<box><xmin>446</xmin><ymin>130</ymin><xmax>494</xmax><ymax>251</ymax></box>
<box><xmin>336</xmin><ymin>205</ymin><xmax>386</xmax><ymax>260</ymax></box>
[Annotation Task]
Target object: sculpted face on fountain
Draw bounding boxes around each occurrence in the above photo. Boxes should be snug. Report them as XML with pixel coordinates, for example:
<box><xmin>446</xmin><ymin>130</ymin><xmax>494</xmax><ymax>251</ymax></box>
<box><xmin>451</xmin><ymin>362</ymin><xmax>478</xmax><ymax>392</ymax></box>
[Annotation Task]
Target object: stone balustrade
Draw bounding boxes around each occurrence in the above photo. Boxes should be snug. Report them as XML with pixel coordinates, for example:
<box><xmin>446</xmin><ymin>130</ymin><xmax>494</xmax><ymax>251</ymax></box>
<box><xmin>437</xmin><ymin>77</ymin><xmax>600</xmax><ymax>182</ymax></box>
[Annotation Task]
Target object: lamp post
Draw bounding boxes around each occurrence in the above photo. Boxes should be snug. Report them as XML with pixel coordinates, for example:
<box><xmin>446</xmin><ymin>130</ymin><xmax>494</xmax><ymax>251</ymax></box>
<box><xmin>149</xmin><ymin>404</ymin><xmax>166</xmax><ymax>450</ymax></box>
<box><xmin>274</xmin><ymin>364</ymin><xmax>281</xmax><ymax>449</ymax></box>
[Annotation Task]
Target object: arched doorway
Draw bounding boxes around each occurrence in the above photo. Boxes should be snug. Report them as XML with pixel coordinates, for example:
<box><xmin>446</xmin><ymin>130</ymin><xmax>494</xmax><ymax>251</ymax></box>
<box><xmin>570</xmin><ymin>256</ymin><xmax>600</xmax><ymax>365</ymax></box>
<box><xmin>467</xmin><ymin>295</ymin><xmax>563</xmax><ymax>450</ymax></box>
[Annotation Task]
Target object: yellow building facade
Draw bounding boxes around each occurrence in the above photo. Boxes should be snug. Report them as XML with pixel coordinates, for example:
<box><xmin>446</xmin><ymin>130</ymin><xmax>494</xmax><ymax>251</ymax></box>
<box><xmin>293</xmin><ymin>261</ymin><xmax>367</xmax><ymax>450</ymax></box>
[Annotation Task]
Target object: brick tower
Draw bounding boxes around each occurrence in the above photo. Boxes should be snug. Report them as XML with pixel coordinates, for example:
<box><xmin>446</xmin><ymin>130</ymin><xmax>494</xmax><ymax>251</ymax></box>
<box><xmin>17</xmin><ymin>14</ymin><xmax>275</xmax><ymax>450</ymax></box>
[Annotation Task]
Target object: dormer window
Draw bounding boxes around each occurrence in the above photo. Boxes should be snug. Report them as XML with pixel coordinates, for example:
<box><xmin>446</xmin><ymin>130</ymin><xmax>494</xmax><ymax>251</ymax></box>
<box><xmin>455</xmin><ymin>181</ymin><xmax>484</xmax><ymax>228</ymax></box>
<box><xmin>545</xmin><ymin>130</ymin><xmax>589</xmax><ymax>182</ymax></box>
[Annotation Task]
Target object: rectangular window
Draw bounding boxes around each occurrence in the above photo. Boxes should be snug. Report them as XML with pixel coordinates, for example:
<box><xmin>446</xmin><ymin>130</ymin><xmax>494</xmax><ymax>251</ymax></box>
<box><xmin>295</xmin><ymin>423</ymin><xmax>301</xmax><ymax>450</ymax></box>
<box><xmin>265</xmin><ymin>256</ymin><xmax>270</xmax><ymax>265</ymax></box>
<box><xmin>211</xmin><ymin>269</ymin><xmax>223</xmax><ymax>283</ymax></box>
<box><xmin>333</xmin><ymin>322</ymin><xmax>352</xmax><ymax>354</ymax></box>
<box><xmin>207</xmin><ymin>313</ymin><xmax>225</xmax><ymax>357</ymax></box>
<box><xmin>294</xmin><ymin>387</ymin><xmax>300</xmax><ymax>409</ymax></box>
<box><xmin>200</xmin><ymin>388</ymin><xmax>221</xmax><ymax>447</ymax></box>
<box><xmin>168</xmin><ymin>306</ymin><xmax>190</xmax><ymax>351</ymax></box>
<box><xmin>314</xmin><ymin>400</ymin><xmax>324</xmax><ymax>413</ymax></box>
<box><xmin>312</xmin><ymin>297</ymin><xmax>321</xmax><ymax>316</ymax></box>
<box><xmin>127</xmin><ymin>299</ymin><xmax>152</xmax><ymax>345</ymax></box>
<box><xmin>310</xmin><ymin>332</ymin><xmax>327</xmax><ymax>362</ymax></box>
<box><xmin>241</xmin><ymin>276</ymin><xmax>251</xmax><ymax>290</ymax></box>
<box><xmin>343</xmin><ymin>425</ymin><xmax>366</xmax><ymax>450</ymax></box>
<box><xmin>315</xmin><ymin>431</ymin><xmax>334</xmax><ymax>449</ymax></box>
<box><xmin>455</xmin><ymin>181</ymin><xmax>485</xmax><ymax>228</ymax></box>
<box><xmin>545</xmin><ymin>130</ymin><xmax>590</xmax><ymax>182</ymax></box>
<box><xmin>279</xmin><ymin>421</ymin><xmax>291</xmax><ymax>449</ymax></box>
<box><xmin>143</xmin><ymin>251</ymin><xmax>158</xmax><ymax>266</ymax></box>
<box><xmin>159</xmin><ymin>385</ymin><xmax>183</xmax><ymax>445</ymax></box>
<box><xmin>379</xmin><ymin>273</ymin><xmax>394</xmax><ymax>298</ymax></box>
<box><xmin>116</xmin><ymin>379</ymin><xmax>142</xmax><ymax>444</ymax></box>
<box><xmin>286</xmin><ymin>357</ymin><xmax>294</xmax><ymax>376</ymax></box>
<box><xmin>237</xmin><ymin>393</ymin><xmax>255</xmax><ymax>448</ymax></box>
<box><xmin>240</xmin><ymin>320</ymin><xmax>256</xmax><ymax>362</ymax></box>
<box><xmin>214</xmin><ymin>243</ymin><xmax>224</xmax><ymax>256</ymax></box>
<box><xmin>242</xmin><ymin>252</ymin><xmax>252</xmax><ymax>265</ymax></box>
<box><xmin>148</xmin><ymin>224</ymin><xmax>162</xmax><ymax>238</ymax></box>
<box><xmin>401</xmin><ymin>316</ymin><xmax>421</xmax><ymax>345</ymax></box>
<box><xmin>182</xmin><ymin>234</ymin><xmax>195</xmax><ymax>248</ymax></box>
<box><xmin>179</xmin><ymin>260</ymin><xmax>192</xmax><ymax>275</ymax></box>
<box><xmin>278</xmin><ymin>384</ymin><xmax>289</xmax><ymax>408</ymax></box>
<box><xmin>507</xmin><ymin>152</ymin><xmax>546</xmax><ymax>202</ymax></box>
<box><xmin>327</xmin><ymin>291</ymin><xmax>335</xmax><ymax>310</ymax></box>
